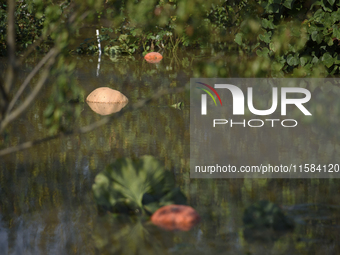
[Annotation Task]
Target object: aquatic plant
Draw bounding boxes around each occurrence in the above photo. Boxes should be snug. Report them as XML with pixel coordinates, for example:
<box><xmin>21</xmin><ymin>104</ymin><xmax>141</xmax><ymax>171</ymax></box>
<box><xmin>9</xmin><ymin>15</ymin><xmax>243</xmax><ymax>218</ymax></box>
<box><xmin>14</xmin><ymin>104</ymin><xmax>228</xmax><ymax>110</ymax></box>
<box><xmin>92</xmin><ymin>155</ymin><xmax>187</xmax><ymax>215</ymax></box>
<box><xmin>243</xmin><ymin>200</ymin><xmax>294</xmax><ymax>231</ymax></box>
<box><xmin>171</xmin><ymin>102</ymin><xmax>183</xmax><ymax>110</ymax></box>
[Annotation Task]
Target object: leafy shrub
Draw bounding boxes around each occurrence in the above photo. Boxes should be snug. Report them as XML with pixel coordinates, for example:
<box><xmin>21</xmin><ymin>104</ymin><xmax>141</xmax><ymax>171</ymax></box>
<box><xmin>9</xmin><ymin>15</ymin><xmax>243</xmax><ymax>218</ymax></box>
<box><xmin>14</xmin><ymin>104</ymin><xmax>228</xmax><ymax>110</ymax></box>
<box><xmin>92</xmin><ymin>155</ymin><xmax>187</xmax><ymax>215</ymax></box>
<box><xmin>235</xmin><ymin>0</ymin><xmax>340</xmax><ymax>76</ymax></box>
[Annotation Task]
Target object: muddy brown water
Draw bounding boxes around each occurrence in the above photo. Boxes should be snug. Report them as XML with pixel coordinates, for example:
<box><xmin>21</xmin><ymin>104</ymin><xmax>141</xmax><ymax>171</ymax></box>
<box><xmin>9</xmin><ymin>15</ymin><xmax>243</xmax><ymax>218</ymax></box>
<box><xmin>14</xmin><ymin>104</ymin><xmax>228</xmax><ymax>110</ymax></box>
<box><xmin>1</xmin><ymin>51</ymin><xmax>340</xmax><ymax>254</ymax></box>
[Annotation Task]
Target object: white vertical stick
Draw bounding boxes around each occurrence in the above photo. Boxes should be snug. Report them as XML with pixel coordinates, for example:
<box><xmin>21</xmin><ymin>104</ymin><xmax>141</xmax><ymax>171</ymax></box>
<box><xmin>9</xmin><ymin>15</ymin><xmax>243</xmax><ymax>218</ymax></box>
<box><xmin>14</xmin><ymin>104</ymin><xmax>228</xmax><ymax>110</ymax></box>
<box><xmin>96</xmin><ymin>29</ymin><xmax>101</xmax><ymax>77</ymax></box>
<box><xmin>201</xmin><ymin>94</ymin><xmax>207</xmax><ymax>115</ymax></box>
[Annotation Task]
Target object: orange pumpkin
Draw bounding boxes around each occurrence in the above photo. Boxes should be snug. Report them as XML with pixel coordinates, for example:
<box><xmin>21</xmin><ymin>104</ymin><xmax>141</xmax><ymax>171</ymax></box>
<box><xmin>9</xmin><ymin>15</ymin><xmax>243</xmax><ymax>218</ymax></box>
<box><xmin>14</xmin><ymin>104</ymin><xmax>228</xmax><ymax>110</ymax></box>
<box><xmin>151</xmin><ymin>205</ymin><xmax>200</xmax><ymax>231</ymax></box>
<box><xmin>144</xmin><ymin>52</ymin><xmax>163</xmax><ymax>63</ymax></box>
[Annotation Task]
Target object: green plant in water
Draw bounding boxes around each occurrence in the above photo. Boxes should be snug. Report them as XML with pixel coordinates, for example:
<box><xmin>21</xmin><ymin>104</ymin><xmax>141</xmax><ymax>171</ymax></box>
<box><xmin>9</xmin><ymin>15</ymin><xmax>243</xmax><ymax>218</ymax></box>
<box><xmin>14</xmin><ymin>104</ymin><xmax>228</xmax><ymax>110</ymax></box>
<box><xmin>92</xmin><ymin>155</ymin><xmax>187</xmax><ymax>215</ymax></box>
<box><xmin>171</xmin><ymin>102</ymin><xmax>183</xmax><ymax>109</ymax></box>
<box><xmin>243</xmin><ymin>200</ymin><xmax>294</xmax><ymax>231</ymax></box>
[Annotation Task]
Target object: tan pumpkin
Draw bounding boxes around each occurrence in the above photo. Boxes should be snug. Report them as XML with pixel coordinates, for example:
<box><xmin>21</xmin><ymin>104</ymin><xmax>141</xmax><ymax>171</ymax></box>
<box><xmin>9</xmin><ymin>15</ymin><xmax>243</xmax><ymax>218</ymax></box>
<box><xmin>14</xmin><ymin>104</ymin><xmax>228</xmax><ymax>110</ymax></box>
<box><xmin>144</xmin><ymin>52</ymin><xmax>163</xmax><ymax>63</ymax></box>
<box><xmin>86</xmin><ymin>101</ymin><xmax>128</xmax><ymax>115</ymax></box>
<box><xmin>86</xmin><ymin>87</ymin><xmax>128</xmax><ymax>115</ymax></box>
<box><xmin>86</xmin><ymin>87</ymin><xmax>128</xmax><ymax>104</ymax></box>
<box><xmin>151</xmin><ymin>205</ymin><xmax>200</xmax><ymax>231</ymax></box>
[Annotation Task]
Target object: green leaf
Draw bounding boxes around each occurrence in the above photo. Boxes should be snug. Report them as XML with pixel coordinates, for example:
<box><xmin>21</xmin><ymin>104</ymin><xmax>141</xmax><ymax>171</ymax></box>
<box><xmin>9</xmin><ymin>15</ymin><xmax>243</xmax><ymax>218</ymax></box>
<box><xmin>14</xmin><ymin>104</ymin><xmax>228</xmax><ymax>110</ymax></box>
<box><xmin>311</xmin><ymin>56</ymin><xmax>319</xmax><ymax>64</ymax></box>
<box><xmin>143</xmin><ymin>202</ymin><xmax>160</xmax><ymax>214</ymax></box>
<box><xmin>329</xmin><ymin>65</ymin><xmax>338</xmax><ymax>75</ymax></box>
<box><xmin>259</xmin><ymin>31</ymin><xmax>272</xmax><ymax>43</ymax></box>
<box><xmin>234</xmin><ymin>33</ymin><xmax>243</xmax><ymax>45</ymax></box>
<box><xmin>334</xmin><ymin>54</ymin><xmax>340</xmax><ymax>64</ymax></box>
<box><xmin>327</xmin><ymin>0</ymin><xmax>335</xmax><ymax>5</ymax></box>
<box><xmin>327</xmin><ymin>37</ymin><xmax>334</xmax><ymax>46</ymax></box>
<box><xmin>159</xmin><ymin>187</ymin><xmax>187</xmax><ymax>207</ymax></box>
<box><xmin>311</xmin><ymin>31</ymin><xmax>323</xmax><ymax>44</ymax></box>
<box><xmin>300</xmin><ymin>56</ymin><xmax>309</xmax><ymax>67</ymax></box>
<box><xmin>313</xmin><ymin>8</ymin><xmax>325</xmax><ymax>20</ymax></box>
<box><xmin>266</xmin><ymin>3</ymin><xmax>280</xmax><ymax>13</ymax></box>
<box><xmin>171</xmin><ymin>102</ymin><xmax>183</xmax><ymax>109</ymax></box>
<box><xmin>256</xmin><ymin>47</ymin><xmax>269</xmax><ymax>57</ymax></box>
<box><xmin>333</xmin><ymin>9</ymin><xmax>340</xmax><ymax>20</ymax></box>
<box><xmin>322</xmin><ymin>52</ymin><xmax>334</xmax><ymax>67</ymax></box>
<box><xmin>283</xmin><ymin>0</ymin><xmax>294</xmax><ymax>9</ymax></box>
<box><xmin>332</xmin><ymin>26</ymin><xmax>340</xmax><ymax>39</ymax></box>
<box><xmin>262</xmin><ymin>18</ymin><xmax>275</xmax><ymax>29</ymax></box>
<box><xmin>287</xmin><ymin>54</ymin><xmax>299</xmax><ymax>66</ymax></box>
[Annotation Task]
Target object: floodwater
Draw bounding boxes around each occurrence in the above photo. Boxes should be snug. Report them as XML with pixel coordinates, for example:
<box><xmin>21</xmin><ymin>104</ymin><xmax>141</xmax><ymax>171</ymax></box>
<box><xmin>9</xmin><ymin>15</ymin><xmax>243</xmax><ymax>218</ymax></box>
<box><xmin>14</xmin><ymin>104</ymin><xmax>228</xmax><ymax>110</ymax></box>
<box><xmin>1</xmin><ymin>50</ymin><xmax>340</xmax><ymax>255</ymax></box>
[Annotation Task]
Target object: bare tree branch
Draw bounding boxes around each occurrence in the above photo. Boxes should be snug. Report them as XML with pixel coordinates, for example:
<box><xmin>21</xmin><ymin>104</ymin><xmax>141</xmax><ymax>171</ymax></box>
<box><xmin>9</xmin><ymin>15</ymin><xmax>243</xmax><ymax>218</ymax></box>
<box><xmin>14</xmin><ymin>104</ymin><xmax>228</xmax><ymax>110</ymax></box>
<box><xmin>0</xmin><ymin>48</ymin><xmax>58</xmax><ymax>132</ymax></box>
<box><xmin>0</xmin><ymin>87</ymin><xmax>186</xmax><ymax>157</ymax></box>
<box><xmin>6</xmin><ymin>49</ymin><xmax>57</xmax><ymax>114</ymax></box>
<box><xmin>0</xmin><ymin>77</ymin><xmax>9</xmax><ymax>114</ymax></box>
<box><xmin>0</xmin><ymin>5</ymin><xmax>91</xmax><ymax>135</ymax></box>
<box><xmin>2</xmin><ymin>7</ymin><xmax>90</xmax><ymax>124</ymax></box>
<box><xmin>0</xmin><ymin>134</ymin><xmax>60</xmax><ymax>156</ymax></box>
<box><xmin>5</xmin><ymin>0</ymin><xmax>16</xmax><ymax>93</ymax></box>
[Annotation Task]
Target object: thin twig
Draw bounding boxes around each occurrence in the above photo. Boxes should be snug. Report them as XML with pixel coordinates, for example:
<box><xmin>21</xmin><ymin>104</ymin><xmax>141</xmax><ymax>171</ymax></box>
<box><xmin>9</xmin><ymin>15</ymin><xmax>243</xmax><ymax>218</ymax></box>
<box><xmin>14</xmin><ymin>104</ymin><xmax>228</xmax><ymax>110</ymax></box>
<box><xmin>0</xmin><ymin>49</ymin><xmax>58</xmax><ymax>132</ymax></box>
<box><xmin>0</xmin><ymin>77</ymin><xmax>9</xmax><ymax>118</ymax></box>
<box><xmin>0</xmin><ymin>134</ymin><xmax>60</xmax><ymax>156</ymax></box>
<box><xmin>1</xmin><ymin>7</ymin><xmax>91</xmax><ymax>132</ymax></box>
<box><xmin>0</xmin><ymin>78</ymin><xmax>8</xmax><ymax>103</ymax></box>
<box><xmin>0</xmin><ymin>87</ymin><xmax>186</xmax><ymax>157</ymax></box>
<box><xmin>7</xmin><ymin>49</ymin><xmax>57</xmax><ymax>114</ymax></box>
<box><xmin>3</xmin><ymin>8</ymin><xmax>90</xmax><ymax>120</ymax></box>
<box><xmin>5</xmin><ymin>0</ymin><xmax>16</xmax><ymax>93</ymax></box>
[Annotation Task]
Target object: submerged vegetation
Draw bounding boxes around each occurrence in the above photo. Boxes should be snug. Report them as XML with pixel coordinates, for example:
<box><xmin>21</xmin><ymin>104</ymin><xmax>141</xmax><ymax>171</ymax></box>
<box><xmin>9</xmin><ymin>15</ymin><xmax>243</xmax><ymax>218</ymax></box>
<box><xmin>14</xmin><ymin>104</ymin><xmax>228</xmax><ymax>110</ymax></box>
<box><xmin>92</xmin><ymin>156</ymin><xmax>187</xmax><ymax>215</ymax></box>
<box><xmin>243</xmin><ymin>200</ymin><xmax>294</xmax><ymax>231</ymax></box>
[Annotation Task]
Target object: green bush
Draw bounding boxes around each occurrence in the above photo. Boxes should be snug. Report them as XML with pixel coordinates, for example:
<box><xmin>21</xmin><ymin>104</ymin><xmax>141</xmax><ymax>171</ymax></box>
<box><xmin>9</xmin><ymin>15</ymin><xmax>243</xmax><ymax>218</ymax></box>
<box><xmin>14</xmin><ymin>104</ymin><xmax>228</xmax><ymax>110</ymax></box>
<box><xmin>92</xmin><ymin>155</ymin><xmax>187</xmax><ymax>215</ymax></box>
<box><xmin>235</xmin><ymin>0</ymin><xmax>340</xmax><ymax>76</ymax></box>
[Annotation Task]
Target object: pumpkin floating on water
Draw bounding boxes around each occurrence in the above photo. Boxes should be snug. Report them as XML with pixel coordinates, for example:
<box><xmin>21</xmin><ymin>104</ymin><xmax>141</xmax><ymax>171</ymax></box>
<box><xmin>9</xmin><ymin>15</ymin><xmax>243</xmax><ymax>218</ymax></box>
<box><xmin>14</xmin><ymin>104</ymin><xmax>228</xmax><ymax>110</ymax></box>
<box><xmin>86</xmin><ymin>87</ymin><xmax>128</xmax><ymax>104</ymax></box>
<box><xmin>144</xmin><ymin>52</ymin><xmax>163</xmax><ymax>63</ymax></box>
<box><xmin>86</xmin><ymin>87</ymin><xmax>128</xmax><ymax>115</ymax></box>
<box><xmin>86</xmin><ymin>101</ymin><xmax>128</xmax><ymax>115</ymax></box>
<box><xmin>151</xmin><ymin>205</ymin><xmax>200</xmax><ymax>231</ymax></box>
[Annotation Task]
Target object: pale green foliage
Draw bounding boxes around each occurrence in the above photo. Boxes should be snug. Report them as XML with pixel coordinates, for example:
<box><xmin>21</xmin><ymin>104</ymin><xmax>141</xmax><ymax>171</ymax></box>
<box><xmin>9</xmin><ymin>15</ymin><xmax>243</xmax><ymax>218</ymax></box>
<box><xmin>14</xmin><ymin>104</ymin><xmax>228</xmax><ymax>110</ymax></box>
<box><xmin>92</xmin><ymin>155</ymin><xmax>187</xmax><ymax>214</ymax></box>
